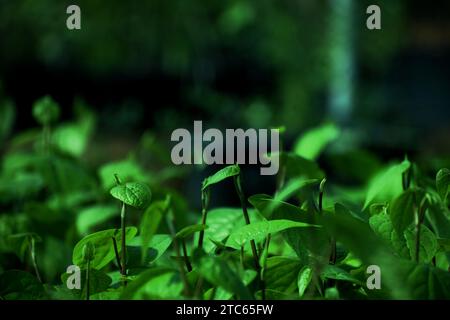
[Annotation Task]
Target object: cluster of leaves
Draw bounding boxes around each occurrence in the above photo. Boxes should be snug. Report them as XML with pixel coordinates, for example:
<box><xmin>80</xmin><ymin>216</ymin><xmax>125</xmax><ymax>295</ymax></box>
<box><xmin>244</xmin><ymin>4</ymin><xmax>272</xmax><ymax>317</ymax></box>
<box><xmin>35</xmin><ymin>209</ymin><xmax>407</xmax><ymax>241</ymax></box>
<box><xmin>0</xmin><ymin>98</ymin><xmax>449</xmax><ymax>300</ymax></box>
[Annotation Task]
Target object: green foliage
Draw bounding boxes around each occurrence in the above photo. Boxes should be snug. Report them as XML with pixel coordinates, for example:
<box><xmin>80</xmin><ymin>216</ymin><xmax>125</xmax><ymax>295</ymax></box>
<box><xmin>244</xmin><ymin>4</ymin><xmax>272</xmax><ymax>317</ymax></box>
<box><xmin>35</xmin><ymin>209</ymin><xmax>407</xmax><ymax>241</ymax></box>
<box><xmin>73</xmin><ymin>227</ymin><xmax>137</xmax><ymax>269</ymax></box>
<box><xmin>1</xmin><ymin>99</ymin><xmax>450</xmax><ymax>301</ymax></box>
<box><xmin>202</xmin><ymin>164</ymin><xmax>240</xmax><ymax>190</ymax></box>
<box><xmin>226</xmin><ymin>219</ymin><xmax>318</xmax><ymax>249</ymax></box>
<box><xmin>110</xmin><ymin>182</ymin><xmax>152</xmax><ymax>209</ymax></box>
<box><xmin>364</xmin><ymin>159</ymin><xmax>411</xmax><ymax>209</ymax></box>
<box><xmin>436</xmin><ymin>168</ymin><xmax>450</xmax><ymax>202</ymax></box>
<box><xmin>294</xmin><ymin>123</ymin><xmax>340</xmax><ymax>160</ymax></box>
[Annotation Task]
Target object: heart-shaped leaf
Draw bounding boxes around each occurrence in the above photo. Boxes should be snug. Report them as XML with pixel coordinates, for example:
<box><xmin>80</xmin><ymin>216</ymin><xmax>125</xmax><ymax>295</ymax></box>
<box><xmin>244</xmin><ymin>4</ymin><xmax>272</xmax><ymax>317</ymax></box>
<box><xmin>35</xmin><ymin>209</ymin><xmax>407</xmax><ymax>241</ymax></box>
<box><xmin>389</xmin><ymin>189</ymin><xmax>415</xmax><ymax>234</ymax></box>
<box><xmin>73</xmin><ymin>227</ymin><xmax>138</xmax><ymax>269</ymax></box>
<box><xmin>436</xmin><ymin>168</ymin><xmax>450</xmax><ymax>202</ymax></box>
<box><xmin>226</xmin><ymin>219</ymin><xmax>319</xmax><ymax>249</ymax></box>
<box><xmin>110</xmin><ymin>182</ymin><xmax>152</xmax><ymax>209</ymax></box>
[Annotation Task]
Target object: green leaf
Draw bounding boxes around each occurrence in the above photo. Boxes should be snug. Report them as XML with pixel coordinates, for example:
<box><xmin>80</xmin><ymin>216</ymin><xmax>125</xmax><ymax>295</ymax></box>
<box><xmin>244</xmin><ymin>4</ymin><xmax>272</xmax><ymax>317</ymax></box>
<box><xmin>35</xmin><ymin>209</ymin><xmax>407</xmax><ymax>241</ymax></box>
<box><xmin>0</xmin><ymin>270</ymin><xmax>46</xmax><ymax>300</ymax></box>
<box><xmin>322</xmin><ymin>211</ymin><xmax>450</xmax><ymax>299</ymax></box>
<box><xmin>73</xmin><ymin>227</ymin><xmax>138</xmax><ymax>269</ymax></box>
<box><xmin>194</xmin><ymin>207</ymin><xmax>262</xmax><ymax>252</ymax></box>
<box><xmin>436</xmin><ymin>168</ymin><xmax>450</xmax><ymax>202</ymax></box>
<box><xmin>226</xmin><ymin>219</ymin><xmax>318</xmax><ymax>249</ymax></box>
<box><xmin>193</xmin><ymin>250</ymin><xmax>253</xmax><ymax>299</ymax></box>
<box><xmin>76</xmin><ymin>205</ymin><xmax>118</xmax><ymax>235</ymax></box>
<box><xmin>297</xmin><ymin>266</ymin><xmax>313</xmax><ymax>298</ymax></box>
<box><xmin>294</xmin><ymin>123</ymin><xmax>340</xmax><ymax>160</ymax></box>
<box><xmin>369</xmin><ymin>213</ymin><xmax>410</xmax><ymax>259</ymax></box>
<box><xmin>32</xmin><ymin>95</ymin><xmax>60</xmax><ymax>125</ymax></box>
<box><xmin>207</xmin><ymin>269</ymin><xmax>257</xmax><ymax>300</ymax></box>
<box><xmin>176</xmin><ymin>224</ymin><xmax>207</xmax><ymax>239</ymax></box>
<box><xmin>273</xmin><ymin>178</ymin><xmax>320</xmax><ymax>204</ymax></box>
<box><xmin>263</xmin><ymin>256</ymin><xmax>303</xmax><ymax>293</ymax></box>
<box><xmin>61</xmin><ymin>268</ymin><xmax>112</xmax><ymax>297</ymax></box>
<box><xmin>202</xmin><ymin>165</ymin><xmax>240</xmax><ymax>191</ymax></box>
<box><xmin>320</xmin><ymin>265</ymin><xmax>363</xmax><ymax>285</ymax></box>
<box><xmin>127</xmin><ymin>234</ymin><xmax>172</xmax><ymax>266</ymax></box>
<box><xmin>404</xmin><ymin>225</ymin><xmax>438</xmax><ymax>263</ymax></box>
<box><xmin>389</xmin><ymin>189</ymin><xmax>415</xmax><ymax>234</ymax></box>
<box><xmin>364</xmin><ymin>159</ymin><xmax>411</xmax><ymax>209</ymax></box>
<box><xmin>139</xmin><ymin>200</ymin><xmax>167</xmax><ymax>263</ymax></box>
<box><xmin>120</xmin><ymin>267</ymin><xmax>174</xmax><ymax>299</ymax></box>
<box><xmin>110</xmin><ymin>182</ymin><xmax>152</xmax><ymax>209</ymax></box>
<box><xmin>126</xmin><ymin>270</ymin><xmax>183</xmax><ymax>299</ymax></box>
<box><xmin>392</xmin><ymin>261</ymin><xmax>450</xmax><ymax>299</ymax></box>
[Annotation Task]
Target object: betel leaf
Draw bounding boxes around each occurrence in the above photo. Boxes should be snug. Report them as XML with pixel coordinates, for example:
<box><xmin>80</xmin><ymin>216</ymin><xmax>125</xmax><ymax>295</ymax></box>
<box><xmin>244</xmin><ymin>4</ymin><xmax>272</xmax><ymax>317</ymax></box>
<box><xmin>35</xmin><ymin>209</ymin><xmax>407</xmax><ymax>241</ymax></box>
<box><xmin>61</xmin><ymin>268</ymin><xmax>112</xmax><ymax>297</ymax></box>
<box><xmin>192</xmin><ymin>249</ymin><xmax>252</xmax><ymax>299</ymax></box>
<box><xmin>226</xmin><ymin>219</ymin><xmax>318</xmax><ymax>249</ymax></box>
<box><xmin>76</xmin><ymin>205</ymin><xmax>118</xmax><ymax>235</ymax></box>
<box><xmin>320</xmin><ymin>265</ymin><xmax>363</xmax><ymax>285</ymax></box>
<box><xmin>73</xmin><ymin>227</ymin><xmax>138</xmax><ymax>269</ymax></box>
<box><xmin>194</xmin><ymin>207</ymin><xmax>262</xmax><ymax>252</ymax></box>
<box><xmin>404</xmin><ymin>225</ymin><xmax>438</xmax><ymax>263</ymax></box>
<box><xmin>127</xmin><ymin>235</ymin><xmax>172</xmax><ymax>267</ymax></box>
<box><xmin>389</xmin><ymin>189</ymin><xmax>415</xmax><ymax>234</ymax></box>
<box><xmin>263</xmin><ymin>256</ymin><xmax>303</xmax><ymax>293</ymax></box>
<box><xmin>391</xmin><ymin>260</ymin><xmax>450</xmax><ymax>299</ymax></box>
<box><xmin>125</xmin><ymin>271</ymin><xmax>183</xmax><ymax>299</ymax></box>
<box><xmin>110</xmin><ymin>182</ymin><xmax>152</xmax><ymax>209</ymax></box>
<box><xmin>436</xmin><ymin>168</ymin><xmax>450</xmax><ymax>202</ymax></box>
<box><xmin>293</xmin><ymin>123</ymin><xmax>340</xmax><ymax>160</ymax></box>
<box><xmin>176</xmin><ymin>224</ymin><xmax>207</xmax><ymax>239</ymax></box>
<box><xmin>363</xmin><ymin>159</ymin><xmax>411</xmax><ymax>209</ymax></box>
<box><xmin>140</xmin><ymin>200</ymin><xmax>168</xmax><ymax>263</ymax></box>
<box><xmin>120</xmin><ymin>267</ymin><xmax>173</xmax><ymax>300</ymax></box>
<box><xmin>369</xmin><ymin>213</ymin><xmax>410</xmax><ymax>259</ymax></box>
<box><xmin>297</xmin><ymin>266</ymin><xmax>313</xmax><ymax>298</ymax></box>
<box><xmin>202</xmin><ymin>164</ymin><xmax>240</xmax><ymax>191</ymax></box>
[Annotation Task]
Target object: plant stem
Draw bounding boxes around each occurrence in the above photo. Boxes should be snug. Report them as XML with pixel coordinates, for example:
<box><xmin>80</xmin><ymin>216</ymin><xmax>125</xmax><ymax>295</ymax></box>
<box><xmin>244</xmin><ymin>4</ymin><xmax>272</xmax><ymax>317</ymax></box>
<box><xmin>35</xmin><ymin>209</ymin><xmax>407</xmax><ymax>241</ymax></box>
<box><xmin>198</xmin><ymin>188</ymin><xmax>210</xmax><ymax>249</ymax></box>
<box><xmin>111</xmin><ymin>237</ymin><xmax>122</xmax><ymax>271</ymax></box>
<box><xmin>166</xmin><ymin>211</ymin><xmax>191</xmax><ymax>297</ymax></box>
<box><xmin>234</xmin><ymin>175</ymin><xmax>259</xmax><ymax>269</ymax></box>
<box><xmin>30</xmin><ymin>237</ymin><xmax>42</xmax><ymax>283</ymax></box>
<box><xmin>240</xmin><ymin>246</ymin><xmax>245</xmax><ymax>269</ymax></box>
<box><xmin>86</xmin><ymin>259</ymin><xmax>90</xmax><ymax>301</ymax></box>
<box><xmin>120</xmin><ymin>202</ymin><xmax>127</xmax><ymax>285</ymax></box>
<box><xmin>181</xmin><ymin>238</ymin><xmax>192</xmax><ymax>272</ymax></box>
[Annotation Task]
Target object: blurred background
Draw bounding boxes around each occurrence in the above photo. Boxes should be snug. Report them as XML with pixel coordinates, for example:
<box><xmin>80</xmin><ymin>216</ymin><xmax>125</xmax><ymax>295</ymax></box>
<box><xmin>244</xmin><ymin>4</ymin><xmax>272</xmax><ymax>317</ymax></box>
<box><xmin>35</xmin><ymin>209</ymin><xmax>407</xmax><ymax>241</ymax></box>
<box><xmin>0</xmin><ymin>0</ymin><xmax>449</xmax><ymax>204</ymax></box>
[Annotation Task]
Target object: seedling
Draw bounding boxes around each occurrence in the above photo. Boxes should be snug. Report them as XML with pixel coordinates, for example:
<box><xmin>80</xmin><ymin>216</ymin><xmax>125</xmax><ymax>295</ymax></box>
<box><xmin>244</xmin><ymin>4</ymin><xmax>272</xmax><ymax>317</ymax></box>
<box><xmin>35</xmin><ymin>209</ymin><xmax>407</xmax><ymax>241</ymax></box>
<box><xmin>110</xmin><ymin>175</ymin><xmax>152</xmax><ymax>284</ymax></box>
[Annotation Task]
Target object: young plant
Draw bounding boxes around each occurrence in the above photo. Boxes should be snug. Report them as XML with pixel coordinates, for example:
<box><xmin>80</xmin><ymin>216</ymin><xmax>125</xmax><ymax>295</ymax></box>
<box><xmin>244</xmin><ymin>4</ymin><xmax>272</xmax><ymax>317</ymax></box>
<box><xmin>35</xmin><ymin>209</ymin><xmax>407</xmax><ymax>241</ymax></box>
<box><xmin>176</xmin><ymin>224</ymin><xmax>207</xmax><ymax>272</ymax></box>
<box><xmin>198</xmin><ymin>165</ymin><xmax>240</xmax><ymax>249</ymax></box>
<box><xmin>110</xmin><ymin>175</ymin><xmax>151</xmax><ymax>284</ymax></box>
